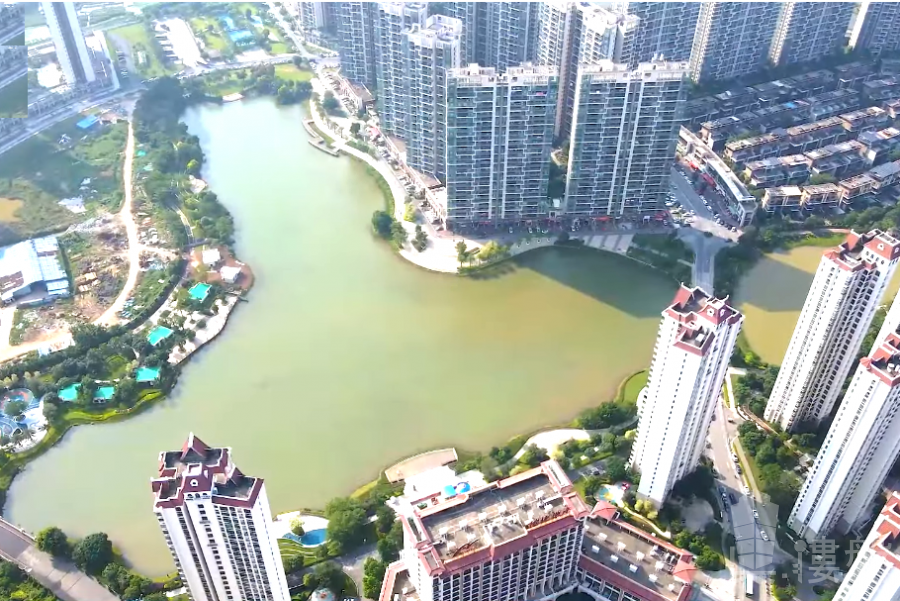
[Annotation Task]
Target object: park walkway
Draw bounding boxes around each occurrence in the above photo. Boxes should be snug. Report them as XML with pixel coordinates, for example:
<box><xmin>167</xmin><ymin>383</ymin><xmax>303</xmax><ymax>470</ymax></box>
<box><xmin>0</xmin><ymin>517</ymin><xmax>118</xmax><ymax>601</ymax></box>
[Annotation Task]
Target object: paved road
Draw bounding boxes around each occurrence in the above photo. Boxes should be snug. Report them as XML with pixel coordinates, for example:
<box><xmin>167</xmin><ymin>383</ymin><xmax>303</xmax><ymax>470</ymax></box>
<box><xmin>0</xmin><ymin>518</ymin><xmax>118</xmax><ymax>601</ymax></box>
<box><xmin>669</xmin><ymin>167</ymin><xmax>739</xmax><ymax>243</ymax></box>
<box><xmin>95</xmin><ymin>120</ymin><xmax>138</xmax><ymax>326</ymax></box>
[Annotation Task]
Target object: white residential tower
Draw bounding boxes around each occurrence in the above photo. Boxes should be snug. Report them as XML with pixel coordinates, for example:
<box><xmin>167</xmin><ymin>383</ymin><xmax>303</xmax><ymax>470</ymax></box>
<box><xmin>764</xmin><ymin>231</ymin><xmax>900</xmax><ymax>432</ymax></box>
<box><xmin>41</xmin><ymin>1</ymin><xmax>95</xmax><ymax>85</ymax></box>
<box><xmin>151</xmin><ymin>434</ymin><xmax>290</xmax><ymax>601</ymax></box>
<box><xmin>631</xmin><ymin>285</ymin><xmax>744</xmax><ymax>506</ymax></box>
<box><xmin>834</xmin><ymin>492</ymin><xmax>900</xmax><ymax>601</ymax></box>
<box><xmin>789</xmin><ymin>326</ymin><xmax>900</xmax><ymax>542</ymax></box>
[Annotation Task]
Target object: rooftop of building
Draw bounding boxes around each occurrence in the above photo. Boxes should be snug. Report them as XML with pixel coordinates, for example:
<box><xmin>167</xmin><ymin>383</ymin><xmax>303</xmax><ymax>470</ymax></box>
<box><xmin>869</xmin><ymin>160</ymin><xmax>900</xmax><ymax>182</ymax></box>
<box><xmin>0</xmin><ymin>236</ymin><xmax>69</xmax><ymax>301</ymax></box>
<box><xmin>152</xmin><ymin>433</ymin><xmax>263</xmax><ymax>509</ymax></box>
<box><xmin>664</xmin><ymin>285</ymin><xmax>742</xmax><ymax>355</ymax></box>
<box><xmin>871</xmin><ymin>492</ymin><xmax>900</xmax><ymax>567</ymax></box>
<box><xmin>825</xmin><ymin>230</ymin><xmax>900</xmax><ymax>270</ymax></box>
<box><xmin>407</xmin><ymin>14</ymin><xmax>462</xmax><ymax>42</ymax></box>
<box><xmin>765</xmin><ymin>186</ymin><xmax>803</xmax><ymax>198</ymax></box>
<box><xmin>841</xmin><ymin>106</ymin><xmax>887</xmax><ymax>122</ymax></box>
<box><xmin>449</xmin><ymin>63</ymin><xmax>558</xmax><ymax>86</ymax></box>
<box><xmin>840</xmin><ymin>173</ymin><xmax>878</xmax><ymax>190</ymax></box>
<box><xmin>578</xmin><ymin>60</ymin><xmax>688</xmax><ymax>82</ymax></box>
<box><xmin>802</xmin><ymin>183</ymin><xmax>842</xmax><ymax>195</ymax></box>
<box><xmin>405</xmin><ymin>461</ymin><xmax>589</xmax><ymax>574</ymax></box>
<box><xmin>805</xmin><ymin>140</ymin><xmax>865</xmax><ymax>161</ymax></box>
<box><xmin>786</xmin><ymin>116</ymin><xmax>844</xmax><ymax>137</ymax></box>
<box><xmin>581</xmin><ymin>504</ymin><xmax>695</xmax><ymax>601</ymax></box>
<box><xmin>725</xmin><ymin>131</ymin><xmax>784</xmax><ymax>152</ymax></box>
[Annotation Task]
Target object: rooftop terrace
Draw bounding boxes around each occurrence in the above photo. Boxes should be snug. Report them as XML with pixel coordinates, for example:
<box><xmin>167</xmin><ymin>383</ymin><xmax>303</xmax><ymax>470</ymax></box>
<box><xmin>419</xmin><ymin>468</ymin><xmax>566</xmax><ymax>561</ymax></box>
<box><xmin>580</xmin><ymin>504</ymin><xmax>695</xmax><ymax>601</ymax></box>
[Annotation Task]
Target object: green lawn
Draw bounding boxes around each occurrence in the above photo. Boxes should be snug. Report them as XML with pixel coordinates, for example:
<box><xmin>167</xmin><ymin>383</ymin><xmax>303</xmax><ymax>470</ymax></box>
<box><xmin>107</xmin><ymin>23</ymin><xmax>169</xmax><ymax>78</ymax></box>
<box><xmin>0</xmin><ymin>74</ymin><xmax>27</xmax><ymax>118</ymax></box>
<box><xmin>189</xmin><ymin>16</ymin><xmax>231</xmax><ymax>52</ymax></box>
<box><xmin>620</xmin><ymin>371</ymin><xmax>648</xmax><ymax>404</ymax></box>
<box><xmin>269</xmin><ymin>41</ymin><xmax>289</xmax><ymax>55</ymax></box>
<box><xmin>274</xmin><ymin>63</ymin><xmax>312</xmax><ymax>82</ymax></box>
<box><xmin>0</xmin><ymin>118</ymin><xmax>126</xmax><ymax>244</ymax></box>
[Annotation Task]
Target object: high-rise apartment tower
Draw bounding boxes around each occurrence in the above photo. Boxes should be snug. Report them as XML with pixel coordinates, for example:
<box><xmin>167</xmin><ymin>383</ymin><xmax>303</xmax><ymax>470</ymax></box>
<box><xmin>41</xmin><ymin>1</ymin><xmax>95</xmax><ymax>85</ymax></box>
<box><xmin>335</xmin><ymin>2</ymin><xmax>378</xmax><ymax>91</ymax></box>
<box><xmin>769</xmin><ymin>2</ymin><xmax>856</xmax><ymax>67</ymax></box>
<box><xmin>151</xmin><ymin>434</ymin><xmax>290</xmax><ymax>601</ymax></box>
<box><xmin>789</xmin><ymin>324</ymin><xmax>900</xmax><ymax>542</ymax></box>
<box><xmin>688</xmin><ymin>2</ymin><xmax>782</xmax><ymax>83</ymax></box>
<box><xmin>374</xmin><ymin>2</ymin><xmax>427</xmax><ymax>138</ymax></box>
<box><xmin>764</xmin><ymin>231</ymin><xmax>900</xmax><ymax>432</ymax></box>
<box><xmin>850</xmin><ymin>1</ymin><xmax>900</xmax><ymax>55</ymax></box>
<box><xmin>631</xmin><ymin>285</ymin><xmax>744</xmax><ymax>506</ymax></box>
<box><xmin>834</xmin><ymin>492</ymin><xmax>900</xmax><ymax>601</ymax></box>
<box><xmin>403</xmin><ymin>15</ymin><xmax>462</xmax><ymax>181</ymax></box>
<box><xmin>564</xmin><ymin>60</ymin><xmax>687</xmax><ymax>219</ymax></box>
<box><xmin>626</xmin><ymin>2</ymin><xmax>701</xmax><ymax>65</ymax></box>
<box><xmin>443</xmin><ymin>64</ymin><xmax>558</xmax><ymax>227</ymax></box>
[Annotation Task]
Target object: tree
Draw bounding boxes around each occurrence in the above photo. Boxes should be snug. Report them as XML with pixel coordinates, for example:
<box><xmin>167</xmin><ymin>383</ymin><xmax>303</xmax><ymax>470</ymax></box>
<box><xmin>412</xmin><ymin>224</ymin><xmax>428</xmax><ymax>251</ymax></box>
<box><xmin>3</xmin><ymin>400</ymin><xmax>25</xmax><ymax>419</ymax></box>
<box><xmin>72</xmin><ymin>533</ymin><xmax>114</xmax><ymax>575</ymax></box>
<box><xmin>291</xmin><ymin>519</ymin><xmax>305</xmax><ymax>537</ymax></box>
<box><xmin>375</xmin><ymin>505</ymin><xmax>395</xmax><ymax>537</ymax></box>
<box><xmin>605</xmin><ymin>456</ymin><xmax>629</xmax><ymax>482</ymax></box>
<box><xmin>390</xmin><ymin>220</ymin><xmax>407</xmax><ymax>244</ymax></box>
<box><xmin>283</xmin><ymin>554</ymin><xmax>304</xmax><ymax>573</ymax></box>
<box><xmin>36</xmin><ymin>526</ymin><xmax>70</xmax><ymax>558</ymax></box>
<box><xmin>363</xmin><ymin>557</ymin><xmax>386</xmax><ymax>599</ymax></box>
<box><xmin>324</xmin><ymin>497</ymin><xmax>368</xmax><ymax>550</ymax></box>
<box><xmin>313</xmin><ymin>561</ymin><xmax>346</xmax><ymax>595</ymax></box>
<box><xmin>322</xmin><ymin>91</ymin><xmax>341</xmax><ymax>114</ymax></box>
<box><xmin>377</xmin><ymin>534</ymin><xmax>400</xmax><ymax>563</ymax></box>
<box><xmin>101</xmin><ymin>562</ymin><xmax>131</xmax><ymax>594</ymax></box>
<box><xmin>349</xmin><ymin>122</ymin><xmax>361</xmax><ymax>136</ymax></box>
<box><xmin>456</xmin><ymin>241</ymin><xmax>470</xmax><ymax>265</ymax></box>
<box><xmin>519</xmin><ymin>444</ymin><xmax>549</xmax><ymax>468</ymax></box>
<box><xmin>372</xmin><ymin>210</ymin><xmax>393</xmax><ymax>239</ymax></box>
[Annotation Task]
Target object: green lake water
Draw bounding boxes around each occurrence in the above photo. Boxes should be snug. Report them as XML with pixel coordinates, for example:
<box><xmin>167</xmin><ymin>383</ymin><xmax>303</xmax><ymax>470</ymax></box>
<box><xmin>5</xmin><ymin>99</ymin><xmax>676</xmax><ymax>574</ymax></box>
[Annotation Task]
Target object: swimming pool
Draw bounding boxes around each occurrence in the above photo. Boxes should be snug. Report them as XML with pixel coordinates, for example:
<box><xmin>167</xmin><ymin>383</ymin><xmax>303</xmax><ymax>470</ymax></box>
<box><xmin>136</xmin><ymin>366</ymin><xmax>161</xmax><ymax>383</ymax></box>
<box><xmin>300</xmin><ymin>529</ymin><xmax>327</xmax><ymax>546</ymax></box>
<box><xmin>148</xmin><ymin>325</ymin><xmax>174</xmax><ymax>346</ymax></box>
<box><xmin>189</xmin><ymin>283</ymin><xmax>212</xmax><ymax>302</ymax></box>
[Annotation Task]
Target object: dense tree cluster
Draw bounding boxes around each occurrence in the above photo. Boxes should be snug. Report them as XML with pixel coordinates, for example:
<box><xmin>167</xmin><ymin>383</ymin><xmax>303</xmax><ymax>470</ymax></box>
<box><xmin>574</xmin><ymin>398</ymin><xmax>636</xmax><ymax>430</ymax></box>
<box><xmin>738</xmin><ymin>422</ymin><xmax>801</xmax><ymax>521</ymax></box>
<box><xmin>0</xmin><ymin>560</ymin><xmax>56</xmax><ymax>601</ymax></box>
<box><xmin>135</xmin><ymin>78</ymin><xmax>235</xmax><ymax>246</ymax></box>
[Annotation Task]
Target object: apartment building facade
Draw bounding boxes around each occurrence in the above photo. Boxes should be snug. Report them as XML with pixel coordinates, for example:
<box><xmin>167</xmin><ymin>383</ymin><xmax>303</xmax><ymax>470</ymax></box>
<box><xmin>851</xmin><ymin>1</ymin><xmax>900</xmax><ymax>55</ymax></box>
<box><xmin>535</xmin><ymin>2</ymin><xmax>635</xmax><ymax>140</ymax></box>
<box><xmin>297</xmin><ymin>2</ymin><xmax>337</xmax><ymax>35</ymax></box>
<box><xmin>564</xmin><ymin>61</ymin><xmax>687</xmax><ymax>219</ymax></box>
<box><xmin>834</xmin><ymin>492</ymin><xmax>900</xmax><ymax>601</ymax></box>
<box><xmin>151</xmin><ymin>434</ymin><xmax>290</xmax><ymax>601</ymax></box>
<box><xmin>688</xmin><ymin>2</ymin><xmax>782</xmax><ymax>84</ymax></box>
<box><xmin>403</xmin><ymin>16</ymin><xmax>463</xmax><ymax>181</ymax></box>
<box><xmin>631</xmin><ymin>285</ymin><xmax>744</xmax><ymax>506</ymax></box>
<box><xmin>335</xmin><ymin>2</ymin><xmax>378</xmax><ymax>91</ymax></box>
<box><xmin>764</xmin><ymin>231</ymin><xmax>900</xmax><ymax>431</ymax></box>
<box><xmin>769</xmin><ymin>2</ymin><xmax>856</xmax><ymax>67</ymax></box>
<box><xmin>627</xmin><ymin>2</ymin><xmax>700</xmax><ymax>64</ymax></box>
<box><xmin>441</xmin><ymin>2</ymin><xmax>482</xmax><ymax>66</ymax></box>
<box><xmin>374</xmin><ymin>2</ymin><xmax>427</xmax><ymax>138</ymax></box>
<box><xmin>42</xmin><ymin>1</ymin><xmax>96</xmax><ymax>85</ymax></box>
<box><xmin>789</xmin><ymin>326</ymin><xmax>900</xmax><ymax>542</ymax></box>
<box><xmin>444</xmin><ymin>64</ymin><xmax>558</xmax><ymax>228</ymax></box>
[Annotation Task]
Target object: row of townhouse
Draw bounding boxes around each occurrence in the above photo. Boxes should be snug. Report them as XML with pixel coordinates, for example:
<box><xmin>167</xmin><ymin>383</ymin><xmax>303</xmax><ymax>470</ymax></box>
<box><xmin>762</xmin><ymin>158</ymin><xmax>900</xmax><ymax>212</ymax></box>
